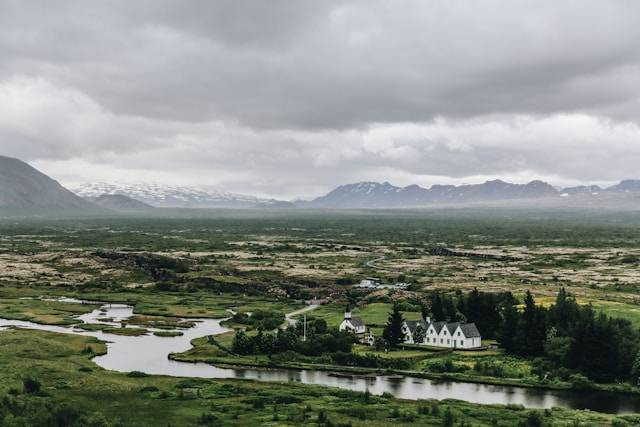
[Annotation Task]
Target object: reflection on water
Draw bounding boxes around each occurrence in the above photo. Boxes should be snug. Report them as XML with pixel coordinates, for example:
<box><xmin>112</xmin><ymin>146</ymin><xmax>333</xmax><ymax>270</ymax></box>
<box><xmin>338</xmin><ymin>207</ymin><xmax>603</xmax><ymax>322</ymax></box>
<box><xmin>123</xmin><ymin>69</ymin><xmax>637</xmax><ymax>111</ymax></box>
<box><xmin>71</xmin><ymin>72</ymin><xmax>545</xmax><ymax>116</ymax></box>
<box><xmin>2</xmin><ymin>302</ymin><xmax>640</xmax><ymax>415</ymax></box>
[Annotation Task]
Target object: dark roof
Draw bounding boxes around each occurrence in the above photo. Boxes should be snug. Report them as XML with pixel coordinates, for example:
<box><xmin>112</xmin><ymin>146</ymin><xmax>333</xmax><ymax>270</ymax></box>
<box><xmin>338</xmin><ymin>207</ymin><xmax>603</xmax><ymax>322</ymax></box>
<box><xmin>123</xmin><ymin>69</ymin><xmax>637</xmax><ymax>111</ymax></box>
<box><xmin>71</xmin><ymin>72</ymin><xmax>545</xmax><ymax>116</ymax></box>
<box><xmin>459</xmin><ymin>323</ymin><xmax>481</xmax><ymax>338</ymax></box>
<box><xmin>348</xmin><ymin>317</ymin><xmax>365</xmax><ymax>328</ymax></box>
<box><xmin>431</xmin><ymin>321</ymin><xmax>447</xmax><ymax>334</ymax></box>
<box><xmin>405</xmin><ymin>320</ymin><xmax>427</xmax><ymax>334</ymax></box>
<box><xmin>446</xmin><ymin>322</ymin><xmax>460</xmax><ymax>335</ymax></box>
<box><xmin>427</xmin><ymin>320</ymin><xmax>481</xmax><ymax>338</ymax></box>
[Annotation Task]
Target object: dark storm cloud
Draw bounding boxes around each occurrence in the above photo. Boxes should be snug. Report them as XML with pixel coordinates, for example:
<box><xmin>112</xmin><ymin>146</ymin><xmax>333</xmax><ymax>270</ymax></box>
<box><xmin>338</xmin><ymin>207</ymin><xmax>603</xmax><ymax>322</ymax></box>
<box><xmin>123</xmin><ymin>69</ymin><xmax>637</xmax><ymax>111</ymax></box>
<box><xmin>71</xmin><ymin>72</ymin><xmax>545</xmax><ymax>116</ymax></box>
<box><xmin>3</xmin><ymin>0</ymin><xmax>640</xmax><ymax>128</ymax></box>
<box><xmin>1</xmin><ymin>1</ymin><xmax>640</xmax><ymax>198</ymax></box>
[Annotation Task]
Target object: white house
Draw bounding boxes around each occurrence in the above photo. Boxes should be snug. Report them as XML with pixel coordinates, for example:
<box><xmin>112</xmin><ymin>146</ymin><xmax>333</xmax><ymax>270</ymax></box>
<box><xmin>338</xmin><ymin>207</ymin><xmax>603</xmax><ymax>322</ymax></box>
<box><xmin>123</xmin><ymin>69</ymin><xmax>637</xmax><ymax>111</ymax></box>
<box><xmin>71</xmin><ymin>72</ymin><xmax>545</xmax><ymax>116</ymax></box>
<box><xmin>355</xmin><ymin>277</ymin><xmax>409</xmax><ymax>290</ymax></box>
<box><xmin>355</xmin><ymin>278</ymin><xmax>382</xmax><ymax>289</ymax></box>
<box><xmin>403</xmin><ymin>317</ymin><xmax>481</xmax><ymax>349</ymax></box>
<box><xmin>338</xmin><ymin>306</ymin><xmax>366</xmax><ymax>334</ymax></box>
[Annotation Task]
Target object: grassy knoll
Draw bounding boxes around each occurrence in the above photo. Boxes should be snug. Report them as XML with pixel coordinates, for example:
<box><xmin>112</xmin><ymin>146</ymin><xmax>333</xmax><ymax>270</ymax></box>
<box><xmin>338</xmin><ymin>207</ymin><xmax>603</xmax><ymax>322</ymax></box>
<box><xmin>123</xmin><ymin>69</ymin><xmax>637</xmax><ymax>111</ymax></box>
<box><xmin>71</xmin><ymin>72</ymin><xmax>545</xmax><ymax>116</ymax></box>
<box><xmin>75</xmin><ymin>323</ymin><xmax>149</xmax><ymax>336</ymax></box>
<box><xmin>0</xmin><ymin>297</ymin><xmax>98</xmax><ymax>325</ymax></box>
<box><xmin>0</xmin><ymin>328</ymin><xmax>634</xmax><ymax>426</ymax></box>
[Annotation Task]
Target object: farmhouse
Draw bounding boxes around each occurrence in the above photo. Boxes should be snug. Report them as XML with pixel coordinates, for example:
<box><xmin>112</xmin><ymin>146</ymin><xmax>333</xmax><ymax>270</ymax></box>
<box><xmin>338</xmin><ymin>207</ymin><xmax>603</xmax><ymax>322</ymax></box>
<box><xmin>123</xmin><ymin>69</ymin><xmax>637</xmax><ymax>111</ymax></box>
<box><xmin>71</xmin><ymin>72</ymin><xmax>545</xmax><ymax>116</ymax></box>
<box><xmin>402</xmin><ymin>317</ymin><xmax>482</xmax><ymax>349</ymax></box>
<box><xmin>338</xmin><ymin>306</ymin><xmax>366</xmax><ymax>334</ymax></box>
<box><xmin>354</xmin><ymin>277</ymin><xmax>410</xmax><ymax>290</ymax></box>
<box><xmin>355</xmin><ymin>277</ymin><xmax>382</xmax><ymax>288</ymax></box>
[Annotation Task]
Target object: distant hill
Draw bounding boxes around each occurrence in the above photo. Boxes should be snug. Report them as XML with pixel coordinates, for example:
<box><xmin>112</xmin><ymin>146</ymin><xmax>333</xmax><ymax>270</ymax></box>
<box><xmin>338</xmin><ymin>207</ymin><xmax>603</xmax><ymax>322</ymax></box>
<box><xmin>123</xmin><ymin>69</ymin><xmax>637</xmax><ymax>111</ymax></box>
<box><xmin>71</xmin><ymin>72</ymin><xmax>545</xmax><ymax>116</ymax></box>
<box><xmin>84</xmin><ymin>194</ymin><xmax>153</xmax><ymax>211</ymax></box>
<box><xmin>0</xmin><ymin>156</ymin><xmax>103</xmax><ymax>216</ymax></box>
<box><xmin>72</xmin><ymin>182</ymin><xmax>284</xmax><ymax>208</ymax></box>
<box><xmin>560</xmin><ymin>185</ymin><xmax>603</xmax><ymax>195</ymax></box>
<box><xmin>252</xmin><ymin>200</ymin><xmax>298</xmax><ymax>209</ymax></box>
<box><xmin>302</xmin><ymin>180</ymin><xmax>559</xmax><ymax>208</ymax></box>
<box><xmin>606</xmin><ymin>180</ymin><xmax>640</xmax><ymax>193</ymax></box>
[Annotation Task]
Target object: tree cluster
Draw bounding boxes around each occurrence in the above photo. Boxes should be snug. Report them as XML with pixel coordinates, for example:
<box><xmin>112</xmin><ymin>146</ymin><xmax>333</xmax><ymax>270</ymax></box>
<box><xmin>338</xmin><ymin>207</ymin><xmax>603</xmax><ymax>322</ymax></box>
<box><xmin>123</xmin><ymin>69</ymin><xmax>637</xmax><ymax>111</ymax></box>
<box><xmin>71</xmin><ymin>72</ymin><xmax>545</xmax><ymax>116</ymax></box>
<box><xmin>425</xmin><ymin>288</ymin><xmax>640</xmax><ymax>383</ymax></box>
<box><xmin>231</xmin><ymin>320</ymin><xmax>353</xmax><ymax>357</ymax></box>
<box><xmin>423</xmin><ymin>289</ymin><xmax>517</xmax><ymax>340</ymax></box>
<box><xmin>231</xmin><ymin>310</ymin><xmax>285</xmax><ymax>331</ymax></box>
<box><xmin>499</xmin><ymin>289</ymin><xmax>640</xmax><ymax>383</ymax></box>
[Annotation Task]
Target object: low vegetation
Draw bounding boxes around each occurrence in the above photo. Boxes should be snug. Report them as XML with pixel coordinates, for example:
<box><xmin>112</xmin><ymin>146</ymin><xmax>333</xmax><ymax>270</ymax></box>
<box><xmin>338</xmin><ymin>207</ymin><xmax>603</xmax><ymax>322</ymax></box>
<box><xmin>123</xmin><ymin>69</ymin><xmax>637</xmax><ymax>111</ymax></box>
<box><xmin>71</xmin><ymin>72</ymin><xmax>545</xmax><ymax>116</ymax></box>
<box><xmin>4</xmin><ymin>212</ymin><xmax>640</xmax><ymax>423</ymax></box>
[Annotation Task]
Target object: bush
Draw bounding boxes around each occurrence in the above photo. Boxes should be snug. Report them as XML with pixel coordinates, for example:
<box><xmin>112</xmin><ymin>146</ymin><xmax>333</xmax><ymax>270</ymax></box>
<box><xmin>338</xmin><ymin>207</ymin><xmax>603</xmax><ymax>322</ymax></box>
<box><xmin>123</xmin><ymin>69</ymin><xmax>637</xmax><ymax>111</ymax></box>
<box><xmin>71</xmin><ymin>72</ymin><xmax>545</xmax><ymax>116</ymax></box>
<box><xmin>520</xmin><ymin>411</ymin><xmax>545</xmax><ymax>427</ymax></box>
<box><xmin>126</xmin><ymin>371</ymin><xmax>149</xmax><ymax>378</ymax></box>
<box><xmin>569</xmin><ymin>373</ymin><xmax>594</xmax><ymax>390</ymax></box>
<box><xmin>197</xmin><ymin>413</ymin><xmax>221</xmax><ymax>426</ymax></box>
<box><xmin>442</xmin><ymin>407</ymin><xmax>456</xmax><ymax>426</ymax></box>
<box><xmin>23</xmin><ymin>378</ymin><xmax>41</xmax><ymax>394</ymax></box>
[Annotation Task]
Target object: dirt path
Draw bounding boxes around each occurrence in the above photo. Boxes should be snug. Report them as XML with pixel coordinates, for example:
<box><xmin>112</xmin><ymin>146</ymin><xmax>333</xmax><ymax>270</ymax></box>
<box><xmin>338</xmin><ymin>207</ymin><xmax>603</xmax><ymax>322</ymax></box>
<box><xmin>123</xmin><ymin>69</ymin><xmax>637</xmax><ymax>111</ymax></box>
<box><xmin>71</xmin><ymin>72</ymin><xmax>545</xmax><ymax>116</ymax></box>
<box><xmin>285</xmin><ymin>304</ymin><xmax>319</xmax><ymax>327</ymax></box>
<box><xmin>366</xmin><ymin>255</ymin><xmax>386</xmax><ymax>268</ymax></box>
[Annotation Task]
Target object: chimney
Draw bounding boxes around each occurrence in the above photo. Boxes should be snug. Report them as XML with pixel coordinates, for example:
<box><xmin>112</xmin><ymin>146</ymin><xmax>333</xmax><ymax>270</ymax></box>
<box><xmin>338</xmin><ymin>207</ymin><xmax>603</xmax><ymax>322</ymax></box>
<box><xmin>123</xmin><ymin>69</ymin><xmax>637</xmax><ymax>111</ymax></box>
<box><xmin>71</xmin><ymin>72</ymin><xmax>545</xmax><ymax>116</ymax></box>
<box><xmin>425</xmin><ymin>316</ymin><xmax>431</xmax><ymax>324</ymax></box>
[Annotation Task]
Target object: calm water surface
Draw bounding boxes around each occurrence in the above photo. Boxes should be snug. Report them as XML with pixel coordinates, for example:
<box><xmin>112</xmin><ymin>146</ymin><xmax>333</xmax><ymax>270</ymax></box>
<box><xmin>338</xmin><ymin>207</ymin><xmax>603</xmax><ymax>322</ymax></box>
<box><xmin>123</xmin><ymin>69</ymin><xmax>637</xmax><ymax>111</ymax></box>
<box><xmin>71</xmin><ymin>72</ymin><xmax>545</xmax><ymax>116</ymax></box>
<box><xmin>2</xmin><ymin>302</ymin><xmax>639</xmax><ymax>414</ymax></box>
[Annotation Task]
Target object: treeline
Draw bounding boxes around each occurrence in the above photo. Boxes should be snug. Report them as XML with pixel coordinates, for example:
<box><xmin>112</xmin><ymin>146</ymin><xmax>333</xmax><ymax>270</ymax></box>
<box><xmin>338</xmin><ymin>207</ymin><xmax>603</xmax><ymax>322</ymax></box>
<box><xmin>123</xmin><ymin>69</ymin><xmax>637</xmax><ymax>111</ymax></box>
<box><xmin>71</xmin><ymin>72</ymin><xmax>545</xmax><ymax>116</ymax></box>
<box><xmin>424</xmin><ymin>288</ymin><xmax>640</xmax><ymax>383</ymax></box>
<box><xmin>231</xmin><ymin>310</ymin><xmax>285</xmax><ymax>330</ymax></box>
<box><xmin>499</xmin><ymin>289</ymin><xmax>640</xmax><ymax>383</ymax></box>
<box><xmin>423</xmin><ymin>289</ymin><xmax>517</xmax><ymax>340</ymax></box>
<box><xmin>231</xmin><ymin>320</ymin><xmax>352</xmax><ymax>357</ymax></box>
<box><xmin>231</xmin><ymin>320</ymin><xmax>410</xmax><ymax>369</ymax></box>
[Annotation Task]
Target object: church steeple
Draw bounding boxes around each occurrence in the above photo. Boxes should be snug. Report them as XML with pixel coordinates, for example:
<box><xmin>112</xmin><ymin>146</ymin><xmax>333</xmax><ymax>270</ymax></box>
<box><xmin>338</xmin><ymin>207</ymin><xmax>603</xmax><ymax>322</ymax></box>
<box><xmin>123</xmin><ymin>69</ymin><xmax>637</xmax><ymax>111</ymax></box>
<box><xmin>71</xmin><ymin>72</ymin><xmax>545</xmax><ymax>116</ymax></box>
<box><xmin>344</xmin><ymin>304</ymin><xmax>352</xmax><ymax>320</ymax></box>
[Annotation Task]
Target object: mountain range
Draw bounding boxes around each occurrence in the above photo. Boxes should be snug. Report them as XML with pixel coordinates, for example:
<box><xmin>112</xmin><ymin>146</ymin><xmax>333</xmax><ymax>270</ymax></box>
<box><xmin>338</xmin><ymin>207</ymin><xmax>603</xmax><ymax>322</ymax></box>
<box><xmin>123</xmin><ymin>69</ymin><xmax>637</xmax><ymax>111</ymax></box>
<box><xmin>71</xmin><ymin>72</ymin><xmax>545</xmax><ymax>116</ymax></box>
<box><xmin>72</xmin><ymin>182</ymin><xmax>280</xmax><ymax>209</ymax></box>
<box><xmin>300</xmin><ymin>180</ymin><xmax>559</xmax><ymax>208</ymax></box>
<box><xmin>299</xmin><ymin>179</ymin><xmax>640</xmax><ymax>208</ymax></box>
<box><xmin>3</xmin><ymin>154</ymin><xmax>640</xmax><ymax>215</ymax></box>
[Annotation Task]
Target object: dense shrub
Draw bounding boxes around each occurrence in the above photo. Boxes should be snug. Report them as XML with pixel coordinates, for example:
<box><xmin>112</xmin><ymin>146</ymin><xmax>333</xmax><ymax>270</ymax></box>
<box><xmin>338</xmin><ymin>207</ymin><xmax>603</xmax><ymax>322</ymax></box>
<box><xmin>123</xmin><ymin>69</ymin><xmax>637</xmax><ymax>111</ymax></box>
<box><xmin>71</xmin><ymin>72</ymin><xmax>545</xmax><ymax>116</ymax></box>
<box><xmin>23</xmin><ymin>378</ymin><xmax>41</xmax><ymax>394</ymax></box>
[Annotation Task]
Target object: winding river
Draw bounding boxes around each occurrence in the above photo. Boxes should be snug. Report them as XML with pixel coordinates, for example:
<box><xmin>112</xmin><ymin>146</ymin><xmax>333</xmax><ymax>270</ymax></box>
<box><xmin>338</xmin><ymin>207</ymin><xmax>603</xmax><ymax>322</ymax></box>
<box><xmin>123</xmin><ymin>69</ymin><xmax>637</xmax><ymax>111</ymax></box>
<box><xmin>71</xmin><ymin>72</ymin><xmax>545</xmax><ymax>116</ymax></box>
<box><xmin>2</xmin><ymin>301</ymin><xmax>640</xmax><ymax>415</ymax></box>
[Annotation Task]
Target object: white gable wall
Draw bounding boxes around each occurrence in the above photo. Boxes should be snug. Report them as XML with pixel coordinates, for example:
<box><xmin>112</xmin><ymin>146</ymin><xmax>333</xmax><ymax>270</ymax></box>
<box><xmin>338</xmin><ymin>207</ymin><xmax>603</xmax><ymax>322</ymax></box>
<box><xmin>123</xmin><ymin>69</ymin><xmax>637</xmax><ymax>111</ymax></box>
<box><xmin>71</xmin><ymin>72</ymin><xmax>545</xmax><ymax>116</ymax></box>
<box><xmin>339</xmin><ymin>319</ymin><xmax>365</xmax><ymax>334</ymax></box>
<box><xmin>403</xmin><ymin>323</ymin><xmax>481</xmax><ymax>349</ymax></box>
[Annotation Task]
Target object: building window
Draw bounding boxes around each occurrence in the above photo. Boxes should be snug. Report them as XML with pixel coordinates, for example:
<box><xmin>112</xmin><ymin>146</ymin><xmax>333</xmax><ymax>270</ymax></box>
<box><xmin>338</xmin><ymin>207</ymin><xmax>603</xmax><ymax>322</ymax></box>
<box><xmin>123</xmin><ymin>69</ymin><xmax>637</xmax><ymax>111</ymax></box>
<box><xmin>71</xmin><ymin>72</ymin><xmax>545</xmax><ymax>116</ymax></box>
<box><xmin>447</xmin><ymin>339</ymin><xmax>450</xmax><ymax>344</ymax></box>
<box><xmin>440</xmin><ymin>339</ymin><xmax>443</xmax><ymax>344</ymax></box>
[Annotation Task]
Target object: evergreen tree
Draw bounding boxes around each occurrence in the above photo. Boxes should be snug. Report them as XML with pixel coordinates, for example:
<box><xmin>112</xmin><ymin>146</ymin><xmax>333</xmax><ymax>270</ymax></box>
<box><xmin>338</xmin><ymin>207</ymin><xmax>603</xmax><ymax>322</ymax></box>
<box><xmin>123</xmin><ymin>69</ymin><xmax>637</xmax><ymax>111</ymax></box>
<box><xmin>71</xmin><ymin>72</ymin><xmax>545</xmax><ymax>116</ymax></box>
<box><xmin>516</xmin><ymin>291</ymin><xmax>546</xmax><ymax>357</ymax></box>
<box><xmin>431</xmin><ymin>293</ymin><xmax>445</xmax><ymax>321</ymax></box>
<box><xmin>382</xmin><ymin>304</ymin><xmax>406</xmax><ymax>347</ymax></box>
<box><xmin>498</xmin><ymin>303</ymin><xmax>519</xmax><ymax>354</ymax></box>
<box><xmin>548</xmin><ymin>287</ymin><xmax>579</xmax><ymax>334</ymax></box>
<box><xmin>444</xmin><ymin>296</ymin><xmax>458</xmax><ymax>321</ymax></box>
<box><xmin>231</xmin><ymin>330</ymin><xmax>254</xmax><ymax>355</ymax></box>
<box><xmin>466</xmin><ymin>288</ymin><xmax>482</xmax><ymax>323</ymax></box>
<box><xmin>420</xmin><ymin>302</ymin><xmax>430</xmax><ymax>321</ymax></box>
<box><xmin>631</xmin><ymin>350</ymin><xmax>640</xmax><ymax>385</ymax></box>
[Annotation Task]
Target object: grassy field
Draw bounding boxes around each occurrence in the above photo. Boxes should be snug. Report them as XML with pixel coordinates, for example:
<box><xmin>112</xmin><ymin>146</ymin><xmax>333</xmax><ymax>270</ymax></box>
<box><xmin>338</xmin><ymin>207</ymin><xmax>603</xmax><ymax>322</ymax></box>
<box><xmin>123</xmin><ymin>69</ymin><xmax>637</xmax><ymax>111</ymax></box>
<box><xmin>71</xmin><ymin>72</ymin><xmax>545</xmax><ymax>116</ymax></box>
<box><xmin>0</xmin><ymin>297</ymin><xmax>98</xmax><ymax>325</ymax></box>
<box><xmin>3</xmin><ymin>213</ymin><xmax>640</xmax><ymax>424</ymax></box>
<box><xmin>299</xmin><ymin>302</ymin><xmax>423</xmax><ymax>327</ymax></box>
<box><xmin>0</xmin><ymin>328</ymin><xmax>635</xmax><ymax>426</ymax></box>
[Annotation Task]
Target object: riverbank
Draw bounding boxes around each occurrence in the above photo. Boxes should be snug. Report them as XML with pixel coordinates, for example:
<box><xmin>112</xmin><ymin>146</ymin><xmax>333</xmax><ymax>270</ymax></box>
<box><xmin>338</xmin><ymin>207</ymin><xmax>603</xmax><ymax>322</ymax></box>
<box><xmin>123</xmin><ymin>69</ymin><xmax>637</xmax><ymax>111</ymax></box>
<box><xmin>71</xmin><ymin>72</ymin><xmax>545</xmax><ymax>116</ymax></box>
<box><xmin>171</xmin><ymin>336</ymin><xmax>640</xmax><ymax>398</ymax></box>
<box><xmin>0</xmin><ymin>328</ymin><xmax>635</xmax><ymax>426</ymax></box>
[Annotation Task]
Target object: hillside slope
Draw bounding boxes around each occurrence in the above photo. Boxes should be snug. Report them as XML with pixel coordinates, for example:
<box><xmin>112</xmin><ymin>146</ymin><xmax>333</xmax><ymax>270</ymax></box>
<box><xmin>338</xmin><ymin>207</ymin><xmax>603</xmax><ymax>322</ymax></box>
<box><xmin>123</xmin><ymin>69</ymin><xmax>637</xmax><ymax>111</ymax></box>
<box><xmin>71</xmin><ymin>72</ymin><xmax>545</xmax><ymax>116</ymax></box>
<box><xmin>0</xmin><ymin>155</ymin><xmax>102</xmax><ymax>215</ymax></box>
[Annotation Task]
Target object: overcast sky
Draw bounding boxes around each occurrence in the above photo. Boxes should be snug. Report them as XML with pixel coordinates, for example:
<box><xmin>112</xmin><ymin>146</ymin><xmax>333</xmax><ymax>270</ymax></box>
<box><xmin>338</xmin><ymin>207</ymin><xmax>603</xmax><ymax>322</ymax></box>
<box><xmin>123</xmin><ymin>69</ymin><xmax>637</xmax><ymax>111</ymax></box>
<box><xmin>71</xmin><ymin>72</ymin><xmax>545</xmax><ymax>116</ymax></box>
<box><xmin>2</xmin><ymin>1</ymin><xmax>640</xmax><ymax>199</ymax></box>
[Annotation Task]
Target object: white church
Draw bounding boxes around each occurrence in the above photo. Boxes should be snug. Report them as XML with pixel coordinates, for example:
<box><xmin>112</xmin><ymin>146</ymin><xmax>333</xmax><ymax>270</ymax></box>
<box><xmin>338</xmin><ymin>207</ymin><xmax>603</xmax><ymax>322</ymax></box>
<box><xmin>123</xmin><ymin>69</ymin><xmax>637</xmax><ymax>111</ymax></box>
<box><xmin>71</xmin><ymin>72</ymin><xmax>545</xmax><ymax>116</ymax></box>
<box><xmin>338</xmin><ymin>306</ymin><xmax>375</xmax><ymax>346</ymax></box>
<box><xmin>339</xmin><ymin>305</ymin><xmax>366</xmax><ymax>334</ymax></box>
<box><xmin>402</xmin><ymin>317</ymin><xmax>482</xmax><ymax>349</ymax></box>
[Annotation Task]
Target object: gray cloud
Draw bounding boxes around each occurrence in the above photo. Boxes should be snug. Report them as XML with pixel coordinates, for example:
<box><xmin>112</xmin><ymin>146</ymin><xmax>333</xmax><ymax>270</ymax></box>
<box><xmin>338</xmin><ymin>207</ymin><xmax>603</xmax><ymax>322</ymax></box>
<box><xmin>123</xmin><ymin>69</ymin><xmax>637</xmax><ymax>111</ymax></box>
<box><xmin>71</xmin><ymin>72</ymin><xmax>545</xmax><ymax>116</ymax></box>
<box><xmin>1</xmin><ymin>1</ymin><xmax>640</xmax><ymax>198</ymax></box>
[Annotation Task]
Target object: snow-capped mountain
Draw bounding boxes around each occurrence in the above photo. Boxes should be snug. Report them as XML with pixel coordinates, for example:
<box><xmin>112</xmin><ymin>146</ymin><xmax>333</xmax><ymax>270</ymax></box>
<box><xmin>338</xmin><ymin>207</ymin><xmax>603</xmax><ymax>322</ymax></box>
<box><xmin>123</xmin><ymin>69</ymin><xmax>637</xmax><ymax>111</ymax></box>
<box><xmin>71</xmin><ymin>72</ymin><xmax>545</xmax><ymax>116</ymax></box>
<box><xmin>72</xmin><ymin>182</ymin><xmax>278</xmax><ymax>208</ymax></box>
